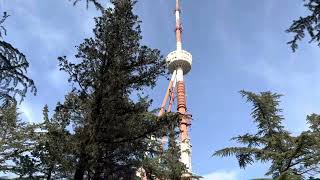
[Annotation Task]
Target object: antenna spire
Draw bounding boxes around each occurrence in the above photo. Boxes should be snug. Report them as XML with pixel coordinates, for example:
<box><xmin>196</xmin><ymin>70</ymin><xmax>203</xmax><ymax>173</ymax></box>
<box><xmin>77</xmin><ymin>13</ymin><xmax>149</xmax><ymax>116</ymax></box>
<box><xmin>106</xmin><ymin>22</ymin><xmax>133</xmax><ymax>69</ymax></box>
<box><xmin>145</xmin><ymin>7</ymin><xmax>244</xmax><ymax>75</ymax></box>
<box><xmin>160</xmin><ymin>0</ymin><xmax>199</xmax><ymax>178</ymax></box>
<box><xmin>175</xmin><ymin>0</ymin><xmax>182</xmax><ymax>50</ymax></box>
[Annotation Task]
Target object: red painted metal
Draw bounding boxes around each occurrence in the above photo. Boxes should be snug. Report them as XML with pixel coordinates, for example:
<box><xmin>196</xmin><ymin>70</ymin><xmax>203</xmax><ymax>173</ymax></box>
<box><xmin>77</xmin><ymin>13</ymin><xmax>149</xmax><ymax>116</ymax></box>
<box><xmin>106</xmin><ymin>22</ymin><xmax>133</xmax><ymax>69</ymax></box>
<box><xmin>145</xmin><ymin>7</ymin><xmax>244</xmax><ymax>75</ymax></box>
<box><xmin>176</xmin><ymin>81</ymin><xmax>189</xmax><ymax>142</ymax></box>
<box><xmin>167</xmin><ymin>87</ymin><xmax>175</xmax><ymax>112</ymax></box>
<box><xmin>159</xmin><ymin>80</ymin><xmax>173</xmax><ymax>116</ymax></box>
<box><xmin>159</xmin><ymin>79</ymin><xmax>174</xmax><ymax>151</ymax></box>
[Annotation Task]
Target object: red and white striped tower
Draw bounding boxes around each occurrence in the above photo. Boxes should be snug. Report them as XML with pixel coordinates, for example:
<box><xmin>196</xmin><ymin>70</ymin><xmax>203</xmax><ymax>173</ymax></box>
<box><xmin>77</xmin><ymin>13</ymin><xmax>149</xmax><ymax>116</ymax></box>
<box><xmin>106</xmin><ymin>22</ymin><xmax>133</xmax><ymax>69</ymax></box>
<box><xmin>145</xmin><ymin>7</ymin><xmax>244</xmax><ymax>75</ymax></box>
<box><xmin>160</xmin><ymin>0</ymin><xmax>199</xmax><ymax>179</ymax></box>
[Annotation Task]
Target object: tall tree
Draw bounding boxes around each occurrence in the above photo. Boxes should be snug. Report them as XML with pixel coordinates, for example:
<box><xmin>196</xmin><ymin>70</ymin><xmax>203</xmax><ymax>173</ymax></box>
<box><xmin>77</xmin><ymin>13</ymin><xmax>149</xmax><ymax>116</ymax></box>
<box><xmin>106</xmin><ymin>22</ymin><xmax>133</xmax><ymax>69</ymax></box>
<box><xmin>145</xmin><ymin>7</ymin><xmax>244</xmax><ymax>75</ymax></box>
<box><xmin>0</xmin><ymin>103</ymin><xmax>38</xmax><ymax>179</ymax></box>
<box><xmin>31</xmin><ymin>104</ymin><xmax>75</xmax><ymax>179</ymax></box>
<box><xmin>0</xmin><ymin>11</ymin><xmax>37</xmax><ymax>179</ymax></box>
<box><xmin>140</xmin><ymin>113</ymin><xmax>187</xmax><ymax>180</ymax></box>
<box><xmin>287</xmin><ymin>0</ymin><xmax>320</xmax><ymax>52</ymax></box>
<box><xmin>214</xmin><ymin>91</ymin><xmax>320</xmax><ymax>179</ymax></box>
<box><xmin>0</xmin><ymin>12</ymin><xmax>36</xmax><ymax>107</ymax></box>
<box><xmin>59</xmin><ymin>0</ymin><xmax>183</xmax><ymax>179</ymax></box>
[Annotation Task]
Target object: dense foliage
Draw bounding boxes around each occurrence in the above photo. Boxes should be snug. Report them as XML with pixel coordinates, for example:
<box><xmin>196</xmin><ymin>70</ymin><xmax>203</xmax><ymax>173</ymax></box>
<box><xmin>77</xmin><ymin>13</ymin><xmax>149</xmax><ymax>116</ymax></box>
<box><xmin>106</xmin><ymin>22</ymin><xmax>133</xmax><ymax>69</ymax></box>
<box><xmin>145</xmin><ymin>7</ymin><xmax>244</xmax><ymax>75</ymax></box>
<box><xmin>59</xmin><ymin>0</ymin><xmax>185</xmax><ymax>178</ymax></box>
<box><xmin>214</xmin><ymin>91</ymin><xmax>320</xmax><ymax>179</ymax></box>
<box><xmin>0</xmin><ymin>104</ymin><xmax>37</xmax><ymax>178</ymax></box>
<box><xmin>0</xmin><ymin>0</ymin><xmax>185</xmax><ymax>179</ymax></box>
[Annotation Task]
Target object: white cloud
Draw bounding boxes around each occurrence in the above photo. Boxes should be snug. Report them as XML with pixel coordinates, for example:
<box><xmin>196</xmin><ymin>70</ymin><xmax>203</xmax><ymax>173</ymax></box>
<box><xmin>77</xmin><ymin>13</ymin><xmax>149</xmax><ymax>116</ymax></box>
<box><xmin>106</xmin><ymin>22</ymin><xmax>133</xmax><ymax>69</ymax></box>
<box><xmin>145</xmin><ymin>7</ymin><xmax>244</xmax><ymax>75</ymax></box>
<box><xmin>203</xmin><ymin>170</ymin><xmax>238</xmax><ymax>180</ymax></box>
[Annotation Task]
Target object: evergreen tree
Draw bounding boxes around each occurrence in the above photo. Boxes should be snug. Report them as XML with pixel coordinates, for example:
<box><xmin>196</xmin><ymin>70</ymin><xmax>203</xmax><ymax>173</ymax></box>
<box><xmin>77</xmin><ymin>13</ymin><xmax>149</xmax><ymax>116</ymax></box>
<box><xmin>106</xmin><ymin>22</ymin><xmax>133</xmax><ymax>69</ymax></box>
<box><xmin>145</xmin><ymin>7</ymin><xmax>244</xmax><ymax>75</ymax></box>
<box><xmin>0</xmin><ymin>1</ymin><xmax>184</xmax><ymax>179</ymax></box>
<box><xmin>0</xmin><ymin>103</ymin><xmax>38</xmax><ymax>178</ymax></box>
<box><xmin>214</xmin><ymin>91</ymin><xmax>320</xmax><ymax>179</ymax></box>
<box><xmin>0</xmin><ymin>11</ymin><xmax>37</xmax><ymax>179</ymax></box>
<box><xmin>71</xmin><ymin>0</ymin><xmax>103</xmax><ymax>11</ymax></box>
<box><xmin>0</xmin><ymin>12</ymin><xmax>36</xmax><ymax>107</ymax></box>
<box><xmin>141</xmin><ymin>113</ymin><xmax>187</xmax><ymax>180</ymax></box>
<box><xmin>59</xmin><ymin>0</ymin><xmax>183</xmax><ymax>179</ymax></box>
<box><xmin>287</xmin><ymin>0</ymin><xmax>320</xmax><ymax>52</ymax></box>
<box><xmin>31</xmin><ymin>104</ymin><xmax>75</xmax><ymax>179</ymax></box>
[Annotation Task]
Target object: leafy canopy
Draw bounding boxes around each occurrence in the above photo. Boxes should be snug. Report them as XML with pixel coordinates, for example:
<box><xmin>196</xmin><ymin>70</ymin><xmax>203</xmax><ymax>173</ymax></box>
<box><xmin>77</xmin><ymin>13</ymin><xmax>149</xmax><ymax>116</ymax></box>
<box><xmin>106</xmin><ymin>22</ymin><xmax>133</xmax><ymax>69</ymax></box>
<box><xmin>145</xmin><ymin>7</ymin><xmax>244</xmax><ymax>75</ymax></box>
<box><xmin>214</xmin><ymin>91</ymin><xmax>320</xmax><ymax>179</ymax></box>
<box><xmin>59</xmin><ymin>0</ymin><xmax>185</xmax><ymax>179</ymax></box>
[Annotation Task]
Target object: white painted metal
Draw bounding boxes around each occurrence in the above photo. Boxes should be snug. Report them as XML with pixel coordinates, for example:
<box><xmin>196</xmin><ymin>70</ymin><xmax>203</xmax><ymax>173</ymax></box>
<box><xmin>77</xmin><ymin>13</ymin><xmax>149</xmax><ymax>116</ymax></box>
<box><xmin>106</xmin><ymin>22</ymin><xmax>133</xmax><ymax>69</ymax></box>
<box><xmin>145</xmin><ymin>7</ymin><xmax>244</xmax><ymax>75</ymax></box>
<box><xmin>176</xmin><ymin>11</ymin><xmax>180</xmax><ymax>22</ymax></box>
<box><xmin>171</xmin><ymin>70</ymin><xmax>177</xmax><ymax>81</ymax></box>
<box><xmin>177</xmin><ymin>42</ymin><xmax>182</xmax><ymax>51</ymax></box>
<box><xmin>175</xmin><ymin>1</ymin><xmax>182</xmax><ymax>51</ymax></box>
<box><xmin>176</xmin><ymin>67</ymin><xmax>184</xmax><ymax>82</ymax></box>
<box><xmin>173</xmin><ymin>70</ymin><xmax>178</xmax><ymax>88</ymax></box>
<box><xmin>180</xmin><ymin>138</ymin><xmax>192</xmax><ymax>172</ymax></box>
<box><xmin>166</xmin><ymin>50</ymin><xmax>192</xmax><ymax>75</ymax></box>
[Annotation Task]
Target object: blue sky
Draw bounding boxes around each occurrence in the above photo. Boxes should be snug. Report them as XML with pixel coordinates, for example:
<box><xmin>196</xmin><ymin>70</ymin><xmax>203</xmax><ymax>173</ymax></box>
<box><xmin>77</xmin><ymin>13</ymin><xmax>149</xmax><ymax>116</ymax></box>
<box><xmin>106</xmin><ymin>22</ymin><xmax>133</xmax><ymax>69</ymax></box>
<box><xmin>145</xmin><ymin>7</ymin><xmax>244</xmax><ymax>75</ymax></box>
<box><xmin>1</xmin><ymin>0</ymin><xmax>320</xmax><ymax>179</ymax></box>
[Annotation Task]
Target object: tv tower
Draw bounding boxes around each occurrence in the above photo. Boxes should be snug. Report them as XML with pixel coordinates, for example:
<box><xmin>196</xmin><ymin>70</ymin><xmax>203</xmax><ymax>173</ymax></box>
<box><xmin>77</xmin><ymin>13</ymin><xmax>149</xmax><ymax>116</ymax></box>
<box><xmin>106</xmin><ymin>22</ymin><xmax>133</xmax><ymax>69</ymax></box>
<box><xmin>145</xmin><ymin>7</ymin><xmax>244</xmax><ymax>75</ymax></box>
<box><xmin>159</xmin><ymin>0</ymin><xmax>200</xmax><ymax>179</ymax></box>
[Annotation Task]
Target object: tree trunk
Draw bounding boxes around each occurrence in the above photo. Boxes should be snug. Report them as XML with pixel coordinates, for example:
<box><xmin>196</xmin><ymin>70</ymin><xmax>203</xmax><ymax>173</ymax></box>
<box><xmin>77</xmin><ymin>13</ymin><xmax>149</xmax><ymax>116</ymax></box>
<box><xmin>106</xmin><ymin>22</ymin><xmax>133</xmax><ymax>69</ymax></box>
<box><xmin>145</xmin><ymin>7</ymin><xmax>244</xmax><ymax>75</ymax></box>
<box><xmin>92</xmin><ymin>151</ymin><xmax>103</xmax><ymax>180</ymax></box>
<box><xmin>74</xmin><ymin>151</ymin><xmax>88</xmax><ymax>180</ymax></box>
<box><xmin>46</xmin><ymin>165</ymin><xmax>54</xmax><ymax>180</ymax></box>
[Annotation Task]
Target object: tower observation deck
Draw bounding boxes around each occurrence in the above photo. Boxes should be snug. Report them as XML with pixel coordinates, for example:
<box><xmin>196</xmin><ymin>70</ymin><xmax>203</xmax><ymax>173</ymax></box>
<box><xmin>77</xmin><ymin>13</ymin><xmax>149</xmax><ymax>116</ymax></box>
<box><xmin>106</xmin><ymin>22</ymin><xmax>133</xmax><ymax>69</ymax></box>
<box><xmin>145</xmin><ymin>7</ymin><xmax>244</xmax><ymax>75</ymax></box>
<box><xmin>166</xmin><ymin>49</ymin><xmax>192</xmax><ymax>75</ymax></box>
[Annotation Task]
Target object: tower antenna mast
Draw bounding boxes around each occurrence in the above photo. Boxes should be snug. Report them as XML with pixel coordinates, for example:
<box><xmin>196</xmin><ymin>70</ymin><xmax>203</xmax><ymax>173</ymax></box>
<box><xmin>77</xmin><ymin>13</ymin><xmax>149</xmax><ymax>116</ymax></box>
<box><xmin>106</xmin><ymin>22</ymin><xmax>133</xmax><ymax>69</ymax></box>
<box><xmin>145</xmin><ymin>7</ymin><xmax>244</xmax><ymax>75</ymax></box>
<box><xmin>175</xmin><ymin>0</ymin><xmax>182</xmax><ymax>50</ymax></box>
<box><xmin>158</xmin><ymin>0</ymin><xmax>201</xmax><ymax>179</ymax></box>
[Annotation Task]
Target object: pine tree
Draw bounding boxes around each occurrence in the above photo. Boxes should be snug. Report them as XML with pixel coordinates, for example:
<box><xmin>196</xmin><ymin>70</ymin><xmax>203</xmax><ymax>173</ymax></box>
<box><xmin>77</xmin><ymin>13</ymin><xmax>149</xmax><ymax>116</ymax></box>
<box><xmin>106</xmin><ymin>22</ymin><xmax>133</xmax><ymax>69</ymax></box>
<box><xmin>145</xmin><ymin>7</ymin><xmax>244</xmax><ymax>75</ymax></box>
<box><xmin>71</xmin><ymin>0</ymin><xmax>103</xmax><ymax>11</ymax></box>
<box><xmin>214</xmin><ymin>91</ymin><xmax>320</xmax><ymax>179</ymax></box>
<box><xmin>0</xmin><ymin>11</ymin><xmax>37</xmax><ymax>178</ymax></box>
<box><xmin>0</xmin><ymin>12</ymin><xmax>36</xmax><ymax>107</ymax></box>
<box><xmin>31</xmin><ymin>104</ymin><xmax>75</xmax><ymax>179</ymax></box>
<box><xmin>160</xmin><ymin>121</ymin><xmax>187</xmax><ymax>180</ymax></box>
<box><xmin>0</xmin><ymin>103</ymin><xmax>38</xmax><ymax>178</ymax></box>
<box><xmin>140</xmin><ymin>113</ymin><xmax>187</xmax><ymax>180</ymax></box>
<box><xmin>59</xmin><ymin>0</ymin><xmax>183</xmax><ymax>179</ymax></box>
<box><xmin>287</xmin><ymin>0</ymin><xmax>320</xmax><ymax>52</ymax></box>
